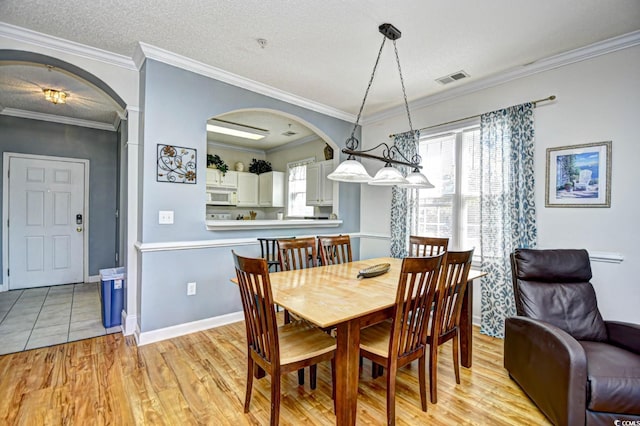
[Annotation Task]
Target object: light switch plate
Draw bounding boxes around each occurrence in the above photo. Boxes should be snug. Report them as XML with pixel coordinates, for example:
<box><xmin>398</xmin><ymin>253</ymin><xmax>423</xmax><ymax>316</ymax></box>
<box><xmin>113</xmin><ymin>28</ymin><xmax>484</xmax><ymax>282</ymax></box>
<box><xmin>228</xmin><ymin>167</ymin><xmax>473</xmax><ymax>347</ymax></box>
<box><xmin>159</xmin><ymin>210</ymin><xmax>174</xmax><ymax>224</ymax></box>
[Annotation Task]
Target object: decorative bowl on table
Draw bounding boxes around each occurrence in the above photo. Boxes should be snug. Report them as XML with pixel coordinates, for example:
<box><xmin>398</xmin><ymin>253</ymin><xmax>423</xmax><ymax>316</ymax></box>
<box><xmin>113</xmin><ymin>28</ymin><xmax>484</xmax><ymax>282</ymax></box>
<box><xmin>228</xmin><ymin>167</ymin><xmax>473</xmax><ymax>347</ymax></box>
<box><xmin>357</xmin><ymin>263</ymin><xmax>391</xmax><ymax>279</ymax></box>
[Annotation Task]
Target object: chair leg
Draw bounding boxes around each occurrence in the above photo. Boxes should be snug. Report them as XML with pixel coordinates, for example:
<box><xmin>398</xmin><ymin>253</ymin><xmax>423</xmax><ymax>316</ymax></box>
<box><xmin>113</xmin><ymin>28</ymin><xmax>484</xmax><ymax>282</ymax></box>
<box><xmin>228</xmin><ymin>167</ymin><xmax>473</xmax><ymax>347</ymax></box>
<box><xmin>386</xmin><ymin>364</ymin><xmax>397</xmax><ymax>426</ymax></box>
<box><xmin>418</xmin><ymin>355</ymin><xmax>427</xmax><ymax>411</ymax></box>
<box><xmin>429</xmin><ymin>343</ymin><xmax>438</xmax><ymax>404</ymax></box>
<box><xmin>372</xmin><ymin>361</ymin><xmax>378</xmax><ymax>379</ymax></box>
<box><xmin>284</xmin><ymin>310</ymin><xmax>291</xmax><ymax>324</ymax></box>
<box><xmin>244</xmin><ymin>357</ymin><xmax>254</xmax><ymax>412</ymax></box>
<box><xmin>453</xmin><ymin>332</ymin><xmax>461</xmax><ymax>384</ymax></box>
<box><xmin>310</xmin><ymin>364</ymin><xmax>317</xmax><ymax>390</ymax></box>
<box><xmin>270</xmin><ymin>372</ymin><xmax>281</xmax><ymax>426</ymax></box>
<box><xmin>298</xmin><ymin>368</ymin><xmax>305</xmax><ymax>386</ymax></box>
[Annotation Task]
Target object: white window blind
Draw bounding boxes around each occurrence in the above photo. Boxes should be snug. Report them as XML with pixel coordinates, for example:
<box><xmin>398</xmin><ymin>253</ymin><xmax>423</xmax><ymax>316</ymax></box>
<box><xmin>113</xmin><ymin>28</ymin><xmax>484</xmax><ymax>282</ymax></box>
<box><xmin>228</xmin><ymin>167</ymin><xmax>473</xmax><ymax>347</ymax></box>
<box><xmin>415</xmin><ymin>127</ymin><xmax>481</xmax><ymax>256</ymax></box>
<box><xmin>287</xmin><ymin>158</ymin><xmax>315</xmax><ymax>217</ymax></box>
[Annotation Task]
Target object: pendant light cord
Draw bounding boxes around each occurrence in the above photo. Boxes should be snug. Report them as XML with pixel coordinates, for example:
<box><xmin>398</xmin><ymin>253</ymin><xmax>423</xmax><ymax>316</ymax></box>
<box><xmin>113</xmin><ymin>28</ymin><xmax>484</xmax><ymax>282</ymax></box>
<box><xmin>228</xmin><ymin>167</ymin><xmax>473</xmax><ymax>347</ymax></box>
<box><xmin>392</xmin><ymin>39</ymin><xmax>414</xmax><ymax>135</ymax></box>
<box><xmin>349</xmin><ymin>36</ymin><xmax>388</xmax><ymax>143</ymax></box>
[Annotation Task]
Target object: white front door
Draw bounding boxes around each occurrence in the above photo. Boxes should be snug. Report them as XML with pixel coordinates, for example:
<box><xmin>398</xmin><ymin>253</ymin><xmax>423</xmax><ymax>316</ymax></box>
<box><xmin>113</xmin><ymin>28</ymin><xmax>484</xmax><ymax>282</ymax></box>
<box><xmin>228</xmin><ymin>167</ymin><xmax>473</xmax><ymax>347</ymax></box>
<box><xmin>8</xmin><ymin>156</ymin><xmax>85</xmax><ymax>289</ymax></box>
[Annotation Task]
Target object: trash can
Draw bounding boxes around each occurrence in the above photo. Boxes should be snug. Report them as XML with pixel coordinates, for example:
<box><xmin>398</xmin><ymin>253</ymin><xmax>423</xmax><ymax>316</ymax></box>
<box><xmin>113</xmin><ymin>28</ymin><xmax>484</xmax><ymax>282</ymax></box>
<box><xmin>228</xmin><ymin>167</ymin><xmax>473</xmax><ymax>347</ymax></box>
<box><xmin>99</xmin><ymin>267</ymin><xmax>125</xmax><ymax>328</ymax></box>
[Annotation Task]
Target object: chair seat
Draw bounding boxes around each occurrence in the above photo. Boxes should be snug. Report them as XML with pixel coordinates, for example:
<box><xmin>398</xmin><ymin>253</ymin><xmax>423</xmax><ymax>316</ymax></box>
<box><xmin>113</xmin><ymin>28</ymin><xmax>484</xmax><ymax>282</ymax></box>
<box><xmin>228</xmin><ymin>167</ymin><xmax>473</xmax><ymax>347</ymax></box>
<box><xmin>360</xmin><ymin>321</ymin><xmax>393</xmax><ymax>358</ymax></box>
<box><xmin>279</xmin><ymin>320</ymin><xmax>336</xmax><ymax>365</ymax></box>
<box><xmin>580</xmin><ymin>341</ymin><xmax>640</xmax><ymax>414</ymax></box>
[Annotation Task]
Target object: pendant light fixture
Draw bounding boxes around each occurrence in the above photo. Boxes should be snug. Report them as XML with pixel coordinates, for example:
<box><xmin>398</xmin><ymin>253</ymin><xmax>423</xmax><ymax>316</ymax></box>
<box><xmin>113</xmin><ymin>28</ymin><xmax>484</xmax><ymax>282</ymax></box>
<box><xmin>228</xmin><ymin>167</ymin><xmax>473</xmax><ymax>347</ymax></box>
<box><xmin>327</xmin><ymin>23</ymin><xmax>433</xmax><ymax>188</ymax></box>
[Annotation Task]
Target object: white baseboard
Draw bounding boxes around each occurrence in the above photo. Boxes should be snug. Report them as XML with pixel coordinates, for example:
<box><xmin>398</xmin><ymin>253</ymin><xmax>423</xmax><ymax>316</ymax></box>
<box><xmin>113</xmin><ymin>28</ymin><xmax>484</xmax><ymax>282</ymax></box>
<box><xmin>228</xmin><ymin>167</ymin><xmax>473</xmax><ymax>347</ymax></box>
<box><xmin>135</xmin><ymin>311</ymin><xmax>244</xmax><ymax>346</ymax></box>
<box><xmin>87</xmin><ymin>274</ymin><xmax>100</xmax><ymax>283</ymax></box>
<box><xmin>121</xmin><ymin>311</ymin><xmax>137</xmax><ymax>336</ymax></box>
<box><xmin>473</xmin><ymin>315</ymin><xmax>481</xmax><ymax>327</ymax></box>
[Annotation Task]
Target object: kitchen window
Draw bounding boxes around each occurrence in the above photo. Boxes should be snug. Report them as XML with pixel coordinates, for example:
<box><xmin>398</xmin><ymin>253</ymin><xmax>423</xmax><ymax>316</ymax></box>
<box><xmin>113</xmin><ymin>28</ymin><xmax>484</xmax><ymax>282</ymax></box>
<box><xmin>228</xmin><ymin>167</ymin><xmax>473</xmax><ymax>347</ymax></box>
<box><xmin>416</xmin><ymin>126</ymin><xmax>481</xmax><ymax>257</ymax></box>
<box><xmin>286</xmin><ymin>158</ymin><xmax>314</xmax><ymax>217</ymax></box>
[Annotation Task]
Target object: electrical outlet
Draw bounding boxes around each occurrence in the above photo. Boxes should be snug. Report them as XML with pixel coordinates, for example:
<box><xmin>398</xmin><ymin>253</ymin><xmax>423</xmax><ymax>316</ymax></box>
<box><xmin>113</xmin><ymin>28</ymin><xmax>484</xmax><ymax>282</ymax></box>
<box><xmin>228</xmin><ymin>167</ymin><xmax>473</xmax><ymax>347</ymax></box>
<box><xmin>159</xmin><ymin>210</ymin><xmax>174</xmax><ymax>224</ymax></box>
<box><xmin>187</xmin><ymin>281</ymin><xmax>196</xmax><ymax>296</ymax></box>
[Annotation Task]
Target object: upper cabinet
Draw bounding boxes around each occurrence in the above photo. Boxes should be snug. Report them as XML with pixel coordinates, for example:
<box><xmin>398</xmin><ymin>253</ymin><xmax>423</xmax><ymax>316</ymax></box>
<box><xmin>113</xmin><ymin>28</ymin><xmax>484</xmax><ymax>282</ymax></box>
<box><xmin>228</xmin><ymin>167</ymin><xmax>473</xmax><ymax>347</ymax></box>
<box><xmin>236</xmin><ymin>172</ymin><xmax>259</xmax><ymax>206</ymax></box>
<box><xmin>306</xmin><ymin>160</ymin><xmax>335</xmax><ymax>206</ymax></box>
<box><xmin>206</xmin><ymin>169</ymin><xmax>238</xmax><ymax>188</ymax></box>
<box><xmin>259</xmin><ymin>171</ymin><xmax>285</xmax><ymax>207</ymax></box>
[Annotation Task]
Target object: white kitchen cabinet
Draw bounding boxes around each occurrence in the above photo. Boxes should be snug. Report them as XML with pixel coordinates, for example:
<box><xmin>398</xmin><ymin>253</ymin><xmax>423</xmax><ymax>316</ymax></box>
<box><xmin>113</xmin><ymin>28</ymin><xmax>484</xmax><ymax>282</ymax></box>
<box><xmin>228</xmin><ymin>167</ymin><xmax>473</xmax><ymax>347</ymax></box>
<box><xmin>236</xmin><ymin>172</ymin><xmax>259</xmax><ymax>206</ymax></box>
<box><xmin>306</xmin><ymin>160</ymin><xmax>335</xmax><ymax>206</ymax></box>
<box><xmin>206</xmin><ymin>168</ymin><xmax>238</xmax><ymax>188</ymax></box>
<box><xmin>259</xmin><ymin>171</ymin><xmax>285</xmax><ymax>207</ymax></box>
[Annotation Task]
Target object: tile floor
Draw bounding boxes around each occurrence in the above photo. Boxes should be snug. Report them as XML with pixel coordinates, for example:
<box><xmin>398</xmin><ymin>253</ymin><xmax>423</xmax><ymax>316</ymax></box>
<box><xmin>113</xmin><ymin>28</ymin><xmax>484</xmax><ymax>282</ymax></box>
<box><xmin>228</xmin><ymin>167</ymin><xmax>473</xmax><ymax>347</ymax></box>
<box><xmin>0</xmin><ymin>282</ymin><xmax>120</xmax><ymax>355</ymax></box>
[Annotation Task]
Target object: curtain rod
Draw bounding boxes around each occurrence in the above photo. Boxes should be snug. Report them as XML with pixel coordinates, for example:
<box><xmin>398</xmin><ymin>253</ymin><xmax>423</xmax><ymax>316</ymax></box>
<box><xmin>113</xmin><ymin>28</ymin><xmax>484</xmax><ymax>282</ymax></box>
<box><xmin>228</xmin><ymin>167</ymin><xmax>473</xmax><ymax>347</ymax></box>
<box><xmin>389</xmin><ymin>95</ymin><xmax>556</xmax><ymax>138</ymax></box>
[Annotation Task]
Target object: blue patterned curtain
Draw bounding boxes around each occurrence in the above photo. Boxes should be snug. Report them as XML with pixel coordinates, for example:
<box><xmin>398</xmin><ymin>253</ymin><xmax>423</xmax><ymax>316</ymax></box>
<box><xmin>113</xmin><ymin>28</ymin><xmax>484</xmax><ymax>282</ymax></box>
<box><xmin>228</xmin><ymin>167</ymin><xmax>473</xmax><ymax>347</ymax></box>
<box><xmin>479</xmin><ymin>103</ymin><xmax>537</xmax><ymax>337</ymax></box>
<box><xmin>390</xmin><ymin>130</ymin><xmax>420</xmax><ymax>258</ymax></box>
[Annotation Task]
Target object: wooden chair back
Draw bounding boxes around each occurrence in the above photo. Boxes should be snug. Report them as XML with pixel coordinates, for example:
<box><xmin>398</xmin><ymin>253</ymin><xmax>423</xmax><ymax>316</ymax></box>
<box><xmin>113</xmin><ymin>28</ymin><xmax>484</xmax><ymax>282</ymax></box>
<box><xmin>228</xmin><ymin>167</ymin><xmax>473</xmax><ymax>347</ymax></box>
<box><xmin>408</xmin><ymin>236</ymin><xmax>449</xmax><ymax>257</ymax></box>
<box><xmin>277</xmin><ymin>237</ymin><xmax>318</xmax><ymax>271</ymax></box>
<box><xmin>232</xmin><ymin>251</ymin><xmax>280</xmax><ymax>369</ymax></box>
<box><xmin>390</xmin><ymin>254</ymin><xmax>444</xmax><ymax>363</ymax></box>
<box><xmin>317</xmin><ymin>235</ymin><xmax>352</xmax><ymax>266</ymax></box>
<box><xmin>433</xmin><ymin>249</ymin><xmax>474</xmax><ymax>341</ymax></box>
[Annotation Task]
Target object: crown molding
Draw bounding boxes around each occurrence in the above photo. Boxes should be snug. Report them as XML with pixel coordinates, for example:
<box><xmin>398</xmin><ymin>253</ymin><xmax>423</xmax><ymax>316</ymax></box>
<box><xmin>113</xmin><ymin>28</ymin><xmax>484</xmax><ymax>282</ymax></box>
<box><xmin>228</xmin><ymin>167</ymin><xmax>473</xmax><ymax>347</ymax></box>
<box><xmin>135</xmin><ymin>42</ymin><xmax>357</xmax><ymax>124</ymax></box>
<box><xmin>265</xmin><ymin>134</ymin><xmax>320</xmax><ymax>154</ymax></box>
<box><xmin>0</xmin><ymin>22</ymin><xmax>137</xmax><ymax>71</ymax></box>
<box><xmin>1</xmin><ymin>107</ymin><xmax>116</xmax><ymax>131</ymax></box>
<box><xmin>364</xmin><ymin>30</ymin><xmax>640</xmax><ymax>125</ymax></box>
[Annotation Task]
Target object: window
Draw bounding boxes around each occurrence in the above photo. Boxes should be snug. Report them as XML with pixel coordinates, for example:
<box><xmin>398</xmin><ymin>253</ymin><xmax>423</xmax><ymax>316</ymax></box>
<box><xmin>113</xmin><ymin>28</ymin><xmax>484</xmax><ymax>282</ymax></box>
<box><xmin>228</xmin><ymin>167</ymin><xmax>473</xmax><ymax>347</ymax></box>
<box><xmin>415</xmin><ymin>126</ymin><xmax>481</xmax><ymax>256</ymax></box>
<box><xmin>286</xmin><ymin>158</ymin><xmax>314</xmax><ymax>217</ymax></box>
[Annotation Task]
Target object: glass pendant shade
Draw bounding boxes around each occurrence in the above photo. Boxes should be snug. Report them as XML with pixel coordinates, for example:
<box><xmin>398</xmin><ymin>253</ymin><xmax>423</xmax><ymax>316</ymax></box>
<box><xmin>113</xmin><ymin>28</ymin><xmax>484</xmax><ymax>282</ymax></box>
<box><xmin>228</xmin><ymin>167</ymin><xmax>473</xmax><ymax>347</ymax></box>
<box><xmin>368</xmin><ymin>165</ymin><xmax>409</xmax><ymax>186</ymax></box>
<box><xmin>399</xmin><ymin>170</ymin><xmax>435</xmax><ymax>189</ymax></box>
<box><xmin>327</xmin><ymin>159</ymin><xmax>373</xmax><ymax>182</ymax></box>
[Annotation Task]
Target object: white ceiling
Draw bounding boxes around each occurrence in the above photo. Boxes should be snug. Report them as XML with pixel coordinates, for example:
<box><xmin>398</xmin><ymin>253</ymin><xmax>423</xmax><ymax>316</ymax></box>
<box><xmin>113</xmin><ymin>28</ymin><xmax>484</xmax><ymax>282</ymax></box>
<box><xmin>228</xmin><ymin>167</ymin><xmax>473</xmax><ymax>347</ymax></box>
<box><xmin>1</xmin><ymin>0</ymin><xmax>639</xmax><ymax>132</ymax></box>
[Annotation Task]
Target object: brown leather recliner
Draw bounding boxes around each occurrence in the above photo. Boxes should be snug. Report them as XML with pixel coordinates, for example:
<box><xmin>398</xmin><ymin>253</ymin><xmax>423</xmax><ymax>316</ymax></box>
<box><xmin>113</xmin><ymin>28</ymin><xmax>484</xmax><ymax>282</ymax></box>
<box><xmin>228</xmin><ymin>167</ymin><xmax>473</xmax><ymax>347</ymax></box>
<box><xmin>505</xmin><ymin>248</ymin><xmax>640</xmax><ymax>426</ymax></box>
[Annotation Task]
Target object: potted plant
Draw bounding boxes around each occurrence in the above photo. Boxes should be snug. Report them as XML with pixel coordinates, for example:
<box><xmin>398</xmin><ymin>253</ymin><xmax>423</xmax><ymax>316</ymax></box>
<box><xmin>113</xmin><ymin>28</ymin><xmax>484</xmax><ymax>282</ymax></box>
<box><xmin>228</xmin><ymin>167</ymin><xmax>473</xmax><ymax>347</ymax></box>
<box><xmin>564</xmin><ymin>181</ymin><xmax>573</xmax><ymax>192</ymax></box>
<box><xmin>207</xmin><ymin>154</ymin><xmax>229</xmax><ymax>175</ymax></box>
<box><xmin>249</xmin><ymin>158</ymin><xmax>272</xmax><ymax>174</ymax></box>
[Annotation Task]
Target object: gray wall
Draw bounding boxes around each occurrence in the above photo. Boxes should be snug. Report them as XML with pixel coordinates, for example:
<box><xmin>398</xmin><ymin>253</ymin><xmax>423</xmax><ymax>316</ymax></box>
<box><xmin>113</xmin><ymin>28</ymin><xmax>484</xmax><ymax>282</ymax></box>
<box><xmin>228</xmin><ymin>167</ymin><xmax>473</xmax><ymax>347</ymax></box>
<box><xmin>0</xmin><ymin>115</ymin><xmax>119</xmax><ymax>276</ymax></box>
<box><xmin>137</xmin><ymin>59</ymin><xmax>361</xmax><ymax>332</ymax></box>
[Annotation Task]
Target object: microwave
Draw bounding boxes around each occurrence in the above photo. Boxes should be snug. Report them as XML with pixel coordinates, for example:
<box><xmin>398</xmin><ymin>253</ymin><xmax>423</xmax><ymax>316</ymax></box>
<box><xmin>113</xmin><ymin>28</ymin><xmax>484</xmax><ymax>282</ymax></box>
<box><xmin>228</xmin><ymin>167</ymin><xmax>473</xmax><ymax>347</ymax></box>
<box><xmin>207</xmin><ymin>189</ymin><xmax>237</xmax><ymax>205</ymax></box>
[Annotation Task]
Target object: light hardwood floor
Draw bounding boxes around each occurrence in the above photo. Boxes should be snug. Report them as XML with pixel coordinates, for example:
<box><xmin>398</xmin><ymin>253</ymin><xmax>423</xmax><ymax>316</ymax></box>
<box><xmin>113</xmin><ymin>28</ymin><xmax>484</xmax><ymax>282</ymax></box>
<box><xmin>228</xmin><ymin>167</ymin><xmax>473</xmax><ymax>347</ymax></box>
<box><xmin>0</xmin><ymin>318</ymin><xmax>550</xmax><ymax>425</ymax></box>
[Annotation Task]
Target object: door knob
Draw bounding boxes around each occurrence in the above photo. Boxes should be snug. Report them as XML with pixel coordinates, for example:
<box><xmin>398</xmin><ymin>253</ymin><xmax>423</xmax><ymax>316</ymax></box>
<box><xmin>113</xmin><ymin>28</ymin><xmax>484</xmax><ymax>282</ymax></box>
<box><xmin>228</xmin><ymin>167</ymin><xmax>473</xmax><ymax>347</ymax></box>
<box><xmin>76</xmin><ymin>227</ymin><xmax>83</xmax><ymax>232</ymax></box>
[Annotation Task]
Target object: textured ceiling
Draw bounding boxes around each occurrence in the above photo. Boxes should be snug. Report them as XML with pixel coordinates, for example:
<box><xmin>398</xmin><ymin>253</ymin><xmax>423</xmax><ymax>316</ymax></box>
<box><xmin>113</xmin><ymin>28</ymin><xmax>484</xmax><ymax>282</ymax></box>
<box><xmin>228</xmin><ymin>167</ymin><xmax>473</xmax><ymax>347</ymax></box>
<box><xmin>1</xmin><ymin>0</ymin><xmax>640</xmax><ymax>128</ymax></box>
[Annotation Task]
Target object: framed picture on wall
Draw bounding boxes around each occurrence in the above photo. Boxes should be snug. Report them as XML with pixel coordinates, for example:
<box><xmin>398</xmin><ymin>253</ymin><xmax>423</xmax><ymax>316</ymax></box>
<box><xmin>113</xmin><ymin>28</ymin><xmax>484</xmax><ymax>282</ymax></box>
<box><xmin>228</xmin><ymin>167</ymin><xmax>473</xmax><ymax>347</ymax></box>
<box><xmin>157</xmin><ymin>144</ymin><xmax>197</xmax><ymax>184</ymax></box>
<box><xmin>545</xmin><ymin>141</ymin><xmax>611</xmax><ymax>207</ymax></box>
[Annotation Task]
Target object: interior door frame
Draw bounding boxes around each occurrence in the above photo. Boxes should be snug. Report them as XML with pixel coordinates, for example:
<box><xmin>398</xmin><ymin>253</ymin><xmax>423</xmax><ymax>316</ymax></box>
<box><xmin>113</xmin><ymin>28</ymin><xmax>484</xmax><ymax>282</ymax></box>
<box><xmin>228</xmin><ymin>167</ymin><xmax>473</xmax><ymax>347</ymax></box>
<box><xmin>1</xmin><ymin>152</ymin><xmax>90</xmax><ymax>292</ymax></box>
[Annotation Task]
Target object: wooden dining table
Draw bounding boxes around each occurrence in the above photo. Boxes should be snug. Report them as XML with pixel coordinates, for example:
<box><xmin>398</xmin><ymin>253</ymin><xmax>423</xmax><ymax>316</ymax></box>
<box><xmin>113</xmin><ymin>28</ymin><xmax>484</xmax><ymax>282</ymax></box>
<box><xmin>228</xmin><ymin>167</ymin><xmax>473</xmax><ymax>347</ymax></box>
<box><xmin>241</xmin><ymin>256</ymin><xmax>484</xmax><ymax>426</ymax></box>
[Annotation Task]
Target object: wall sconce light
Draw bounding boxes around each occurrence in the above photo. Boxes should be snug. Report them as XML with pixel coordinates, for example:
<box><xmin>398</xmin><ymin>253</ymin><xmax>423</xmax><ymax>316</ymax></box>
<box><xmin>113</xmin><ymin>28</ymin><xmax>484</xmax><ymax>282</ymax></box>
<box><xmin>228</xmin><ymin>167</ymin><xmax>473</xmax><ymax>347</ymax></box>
<box><xmin>328</xmin><ymin>23</ymin><xmax>433</xmax><ymax>188</ymax></box>
<box><xmin>43</xmin><ymin>89</ymin><xmax>67</xmax><ymax>105</ymax></box>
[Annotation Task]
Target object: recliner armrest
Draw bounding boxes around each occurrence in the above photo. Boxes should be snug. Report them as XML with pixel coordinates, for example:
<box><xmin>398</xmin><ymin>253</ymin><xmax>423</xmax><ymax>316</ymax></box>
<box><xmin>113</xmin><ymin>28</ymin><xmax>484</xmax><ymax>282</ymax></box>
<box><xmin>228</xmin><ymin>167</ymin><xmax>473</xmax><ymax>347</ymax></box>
<box><xmin>504</xmin><ymin>316</ymin><xmax>587</xmax><ymax>426</ymax></box>
<box><xmin>606</xmin><ymin>320</ymin><xmax>640</xmax><ymax>354</ymax></box>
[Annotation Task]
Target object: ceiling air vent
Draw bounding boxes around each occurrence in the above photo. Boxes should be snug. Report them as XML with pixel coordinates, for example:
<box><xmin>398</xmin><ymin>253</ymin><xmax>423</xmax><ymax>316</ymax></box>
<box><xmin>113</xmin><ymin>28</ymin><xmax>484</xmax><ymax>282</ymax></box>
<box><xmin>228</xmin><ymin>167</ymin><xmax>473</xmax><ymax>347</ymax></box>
<box><xmin>436</xmin><ymin>70</ymin><xmax>470</xmax><ymax>85</ymax></box>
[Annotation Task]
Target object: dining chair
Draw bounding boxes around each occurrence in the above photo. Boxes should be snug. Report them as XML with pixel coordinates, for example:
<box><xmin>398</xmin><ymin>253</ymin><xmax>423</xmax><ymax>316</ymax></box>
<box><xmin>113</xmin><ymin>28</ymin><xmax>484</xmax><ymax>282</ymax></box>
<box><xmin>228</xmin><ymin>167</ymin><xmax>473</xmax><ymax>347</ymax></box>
<box><xmin>408</xmin><ymin>235</ymin><xmax>449</xmax><ymax>257</ymax></box>
<box><xmin>276</xmin><ymin>236</ymin><xmax>320</xmax><ymax>387</ymax></box>
<box><xmin>277</xmin><ymin>236</ymin><xmax>318</xmax><ymax>272</ymax></box>
<box><xmin>258</xmin><ymin>237</ymin><xmax>296</xmax><ymax>272</ymax></box>
<box><xmin>359</xmin><ymin>253</ymin><xmax>445</xmax><ymax>425</ymax></box>
<box><xmin>317</xmin><ymin>234</ymin><xmax>352</xmax><ymax>266</ymax></box>
<box><xmin>257</xmin><ymin>237</ymin><xmax>281</xmax><ymax>272</ymax></box>
<box><xmin>427</xmin><ymin>248</ymin><xmax>474</xmax><ymax>404</ymax></box>
<box><xmin>232</xmin><ymin>251</ymin><xmax>336</xmax><ymax>426</ymax></box>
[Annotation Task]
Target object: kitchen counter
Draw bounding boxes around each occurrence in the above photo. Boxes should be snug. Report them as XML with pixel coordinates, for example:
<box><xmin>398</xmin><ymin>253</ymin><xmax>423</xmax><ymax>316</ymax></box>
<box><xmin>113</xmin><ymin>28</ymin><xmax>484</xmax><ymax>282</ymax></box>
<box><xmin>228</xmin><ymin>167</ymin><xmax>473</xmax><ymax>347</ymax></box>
<box><xmin>205</xmin><ymin>219</ymin><xmax>343</xmax><ymax>231</ymax></box>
